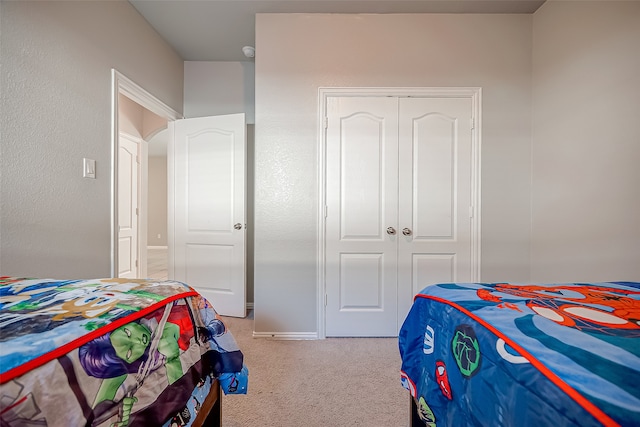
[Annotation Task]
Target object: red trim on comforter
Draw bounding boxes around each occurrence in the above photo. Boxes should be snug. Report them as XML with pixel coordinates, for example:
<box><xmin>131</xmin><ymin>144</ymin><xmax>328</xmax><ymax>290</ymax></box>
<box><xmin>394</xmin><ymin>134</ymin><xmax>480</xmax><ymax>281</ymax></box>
<box><xmin>0</xmin><ymin>290</ymin><xmax>198</xmax><ymax>385</ymax></box>
<box><xmin>414</xmin><ymin>293</ymin><xmax>620</xmax><ymax>427</ymax></box>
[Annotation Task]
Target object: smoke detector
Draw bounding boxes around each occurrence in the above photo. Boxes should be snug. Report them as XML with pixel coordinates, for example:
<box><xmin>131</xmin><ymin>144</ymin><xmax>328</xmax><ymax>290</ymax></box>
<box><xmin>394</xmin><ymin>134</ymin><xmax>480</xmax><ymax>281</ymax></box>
<box><xmin>242</xmin><ymin>46</ymin><xmax>255</xmax><ymax>58</ymax></box>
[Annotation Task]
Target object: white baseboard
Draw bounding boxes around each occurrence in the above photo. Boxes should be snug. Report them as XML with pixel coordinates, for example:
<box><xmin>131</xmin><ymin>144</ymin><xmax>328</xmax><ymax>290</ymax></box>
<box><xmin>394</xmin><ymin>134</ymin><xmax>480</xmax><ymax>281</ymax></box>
<box><xmin>252</xmin><ymin>331</ymin><xmax>318</xmax><ymax>340</ymax></box>
<box><xmin>147</xmin><ymin>245</ymin><xmax>168</xmax><ymax>249</ymax></box>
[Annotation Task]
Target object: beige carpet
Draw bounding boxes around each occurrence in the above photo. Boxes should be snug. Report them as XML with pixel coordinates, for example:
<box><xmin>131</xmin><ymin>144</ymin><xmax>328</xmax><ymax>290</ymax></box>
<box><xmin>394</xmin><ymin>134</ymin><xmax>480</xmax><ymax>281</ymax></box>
<box><xmin>219</xmin><ymin>312</ymin><xmax>410</xmax><ymax>427</ymax></box>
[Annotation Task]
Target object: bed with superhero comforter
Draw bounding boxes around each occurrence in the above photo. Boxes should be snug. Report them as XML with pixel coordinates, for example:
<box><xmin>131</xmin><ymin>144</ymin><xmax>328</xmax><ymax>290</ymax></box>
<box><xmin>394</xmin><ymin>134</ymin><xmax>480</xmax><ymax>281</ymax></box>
<box><xmin>398</xmin><ymin>282</ymin><xmax>640</xmax><ymax>427</ymax></box>
<box><xmin>0</xmin><ymin>277</ymin><xmax>248</xmax><ymax>427</ymax></box>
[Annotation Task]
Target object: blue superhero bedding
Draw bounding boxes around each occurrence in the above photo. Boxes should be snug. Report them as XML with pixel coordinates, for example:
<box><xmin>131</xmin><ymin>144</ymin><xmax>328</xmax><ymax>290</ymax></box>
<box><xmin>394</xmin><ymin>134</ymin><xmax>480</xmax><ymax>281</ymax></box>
<box><xmin>0</xmin><ymin>277</ymin><xmax>248</xmax><ymax>426</ymax></box>
<box><xmin>398</xmin><ymin>282</ymin><xmax>640</xmax><ymax>427</ymax></box>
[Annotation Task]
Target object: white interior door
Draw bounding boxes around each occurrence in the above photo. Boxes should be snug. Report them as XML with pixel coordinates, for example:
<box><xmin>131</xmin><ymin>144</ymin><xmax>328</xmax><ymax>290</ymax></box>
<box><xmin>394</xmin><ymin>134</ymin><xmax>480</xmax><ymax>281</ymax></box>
<box><xmin>325</xmin><ymin>94</ymin><xmax>476</xmax><ymax>337</ymax></box>
<box><xmin>118</xmin><ymin>133</ymin><xmax>140</xmax><ymax>278</ymax></box>
<box><xmin>169</xmin><ymin>114</ymin><xmax>247</xmax><ymax>317</ymax></box>
<box><xmin>325</xmin><ymin>97</ymin><xmax>399</xmax><ymax>337</ymax></box>
<box><xmin>396</xmin><ymin>97</ymin><xmax>474</xmax><ymax>325</ymax></box>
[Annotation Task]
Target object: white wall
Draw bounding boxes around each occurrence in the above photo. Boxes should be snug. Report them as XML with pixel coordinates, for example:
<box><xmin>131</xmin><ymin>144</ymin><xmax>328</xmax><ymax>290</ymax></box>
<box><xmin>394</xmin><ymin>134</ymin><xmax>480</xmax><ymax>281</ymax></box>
<box><xmin>531</xmin><ymin>1</ymin><xmax>640</xmax><ymax>281</ymax></box>
<box><xmin>148</xmin><ymin>156</ymin><xmax>168</xmax><ymax>247</ymax></box>
<box><xmin>184</xmin><ymin>61</ymin><xmax>255</xmax><ymax>123</ymax></box>
<box><xmin>0</xmin><ymin>1</ymin><xmax>183</xmax><ymax>278</ymax></box>
<box><xmin>254</xmin><ymin>13</ymin><xmax>534</xmax><ymax>334</ymax></box>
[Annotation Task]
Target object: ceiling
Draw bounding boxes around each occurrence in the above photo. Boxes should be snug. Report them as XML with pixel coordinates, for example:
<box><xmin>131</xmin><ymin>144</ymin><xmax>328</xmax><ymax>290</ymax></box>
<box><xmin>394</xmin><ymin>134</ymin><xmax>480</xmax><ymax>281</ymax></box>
<box><xmin>129</xmin><ymin>0</ymin><xmax>546</xmax><ymax>62</ymax></box>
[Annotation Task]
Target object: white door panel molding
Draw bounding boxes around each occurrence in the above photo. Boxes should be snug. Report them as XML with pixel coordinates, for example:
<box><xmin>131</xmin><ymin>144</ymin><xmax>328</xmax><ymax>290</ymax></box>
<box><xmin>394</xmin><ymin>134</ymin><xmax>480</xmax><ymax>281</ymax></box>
<box><xmin>319</xmin><ymin>87</ymin><xmax>481</xmax><ymax>338</ymax></box>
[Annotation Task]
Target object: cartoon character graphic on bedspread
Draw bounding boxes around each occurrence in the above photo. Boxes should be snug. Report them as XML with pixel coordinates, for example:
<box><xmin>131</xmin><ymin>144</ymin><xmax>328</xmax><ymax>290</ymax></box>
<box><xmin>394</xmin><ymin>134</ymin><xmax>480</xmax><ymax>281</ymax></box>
<box><xmin>0</xmin><ymin>380</ymin><xmax>47</xmax><ymax>426</ymax></box>
<box><xmin>0</xmin><ymin>279</ymin><xmax>166</xmax><ymax>341</ymax></box>
<box><xmin>429</xmin><ymin>282</ymin><xmax>640</xmax><ymax>426</ymax></box>
<box><xmin>1</xmin><ymin>279</ymin><xmax>247</xmax><ymax>427</ymax></box>
<box><xmin>79</xmin><ymin>302</ymin><xmax>195</xmax><ymax>427</ymax></box>
<box><xmin>476</xmin><ymin>283</ymin><xmax>640</xmax><ymax>337</ymax></box>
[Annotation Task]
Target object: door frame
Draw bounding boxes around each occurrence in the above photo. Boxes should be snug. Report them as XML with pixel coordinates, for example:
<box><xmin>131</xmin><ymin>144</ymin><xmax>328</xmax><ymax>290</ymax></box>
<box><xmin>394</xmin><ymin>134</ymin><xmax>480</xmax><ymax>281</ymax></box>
<box><xmin>316</xmin><ymin>87</ymin><xmax>482</xmax><ymax>339</ymax></box>
<box><xmin>110</xmin><ymin>69</ymin><xmax>182</xmax><ymax>277</ymax></box>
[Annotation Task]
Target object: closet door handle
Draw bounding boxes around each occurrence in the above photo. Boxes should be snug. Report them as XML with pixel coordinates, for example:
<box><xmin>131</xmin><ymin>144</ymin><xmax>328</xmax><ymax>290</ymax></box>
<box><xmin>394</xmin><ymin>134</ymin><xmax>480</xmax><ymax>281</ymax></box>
<box><xmin>234</xmin><ymin>223</ymin><xmax>243</xmax><ymax>230</ymax></box>
<box><xmin>386</xmin><ymin>227</ymin><xmax>396</xmax><ymax>235</ymax></box>
<box><xmin>402</xmin><ymin>228</ymin><xmax>412</xmax><ymax>236</ymax></box>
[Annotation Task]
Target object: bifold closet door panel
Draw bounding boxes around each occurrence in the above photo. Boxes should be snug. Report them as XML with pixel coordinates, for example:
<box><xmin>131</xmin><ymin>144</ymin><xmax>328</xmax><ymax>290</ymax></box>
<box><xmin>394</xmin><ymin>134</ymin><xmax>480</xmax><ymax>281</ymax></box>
<box><xmin>325</xmin><ymin>96</ymin><xmax>399</xmax><ymax>337</ymax></box>
<box><xmin>397</xmin><ymin>97</ymin><xmax>474</xmax><ymax>322</ymax></box>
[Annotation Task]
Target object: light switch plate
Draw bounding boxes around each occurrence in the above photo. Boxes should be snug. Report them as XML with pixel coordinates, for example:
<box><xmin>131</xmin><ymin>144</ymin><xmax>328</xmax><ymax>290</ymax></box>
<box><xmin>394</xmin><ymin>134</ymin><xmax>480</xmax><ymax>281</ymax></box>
<box><xmin>83</xmin><ymin>158</ymin><xmax>96</xmax><ymax>179</ymax></box>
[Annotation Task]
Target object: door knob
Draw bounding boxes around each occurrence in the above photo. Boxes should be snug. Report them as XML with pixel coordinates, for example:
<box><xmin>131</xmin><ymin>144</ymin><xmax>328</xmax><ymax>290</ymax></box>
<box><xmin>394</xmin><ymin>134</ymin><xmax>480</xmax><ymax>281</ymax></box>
<box><xmin>234</xmin><ymin>223</ymin><xmax>242</xmax><ymax>230</ymax></box>
<box><xmin>386</xmin><ymin>227</ymin><xmax>396</xmax><ymax>235</ymax></box>
<box><xmin>402</xmin><ymin>228</ymin><xmax>412</xmax><ymax>236</ymax></box>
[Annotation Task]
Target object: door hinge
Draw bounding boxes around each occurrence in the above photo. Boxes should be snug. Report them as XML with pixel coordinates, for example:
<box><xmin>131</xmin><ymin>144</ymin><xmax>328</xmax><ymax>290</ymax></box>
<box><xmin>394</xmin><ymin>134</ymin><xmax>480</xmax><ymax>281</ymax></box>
<box><xmin>324</xmin><ymin>116</ymin><xmax>328</xmax><ymax>129</ymax></box>
<box><xmin>325</xmin><ymin>293</ymin><xmax>328</xmax><ymax>307</ymax></box>
<box><xmin>135</xmin><ymin>259</ymin><xmax>138</xmax><ymax>267</ymax></box>
<box><xmin>470</xmin><ymin>118</ymin><xmax>475</xmax><ymax>130</ymax></box>
<box><xmin>324</xmin><ymin>205</ymin><xmax>328</xmax><ymax>218</ymax></box>
<box><xmin>136</xmin><ymin>208</ymin><xmax>139</xmax><ymax>216</ymax></box>
<box><xmin>469</xmin><ymin>206</ymin><xmax>474</xmax><ymax>218</ymax></box>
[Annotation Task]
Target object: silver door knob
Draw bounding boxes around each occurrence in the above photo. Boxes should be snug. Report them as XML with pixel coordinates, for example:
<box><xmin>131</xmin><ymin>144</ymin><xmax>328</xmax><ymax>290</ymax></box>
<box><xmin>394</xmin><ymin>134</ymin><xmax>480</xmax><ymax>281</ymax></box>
<box><xmin>402</xmin><ymin>228</ymin><xmax>412</xmax><ymax>236</ymax></box>
<box><xmin>234</xmin><ymin>223</ymin><xmax>242</xmax><ymax>230</ymax></box>
<box><xmin>386</xmin><ymin>227</ymin><xmax>396</xmax><ymax>235</ymax></box>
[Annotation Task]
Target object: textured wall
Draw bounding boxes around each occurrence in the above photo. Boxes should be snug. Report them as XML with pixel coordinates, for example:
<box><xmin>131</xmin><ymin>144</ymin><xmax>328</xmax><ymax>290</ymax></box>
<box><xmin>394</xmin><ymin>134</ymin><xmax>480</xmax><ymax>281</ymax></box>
<box><xmin>0</xmin><ymin>1</ymin><xmax>183</xmax><ymax>278</ymax></box>
<box><xmin>531</xmin><ymin>1</ymin><xmax>640</xmax><ymax>281</ymax></box>
<box><xmin>184</xmin><ymin>61</ymin><xmax>255</xmax><ymax>123</ymax></box>
<box><xmin>254</xmin><ymin>13</ymin><xmax>533</xmax><ymax>334</ymax></box>
<box><xmin>148</xmin><ymin>156</ymin><xmax>168</xmax><ymax>247</ymax></box>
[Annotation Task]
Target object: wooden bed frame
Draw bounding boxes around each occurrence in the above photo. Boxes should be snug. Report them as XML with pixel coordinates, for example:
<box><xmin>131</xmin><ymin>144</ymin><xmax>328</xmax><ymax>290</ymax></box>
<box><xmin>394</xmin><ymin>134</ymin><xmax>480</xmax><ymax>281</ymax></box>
<box><xmin>192</xmin><ymin>380</ymin><xmax>222</xmax><ymax>427</ymax></box>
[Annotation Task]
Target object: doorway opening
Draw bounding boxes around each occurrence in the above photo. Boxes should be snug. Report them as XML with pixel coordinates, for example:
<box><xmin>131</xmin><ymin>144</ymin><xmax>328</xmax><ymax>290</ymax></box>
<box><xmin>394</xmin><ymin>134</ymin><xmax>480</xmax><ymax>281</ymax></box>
<box><xmin>146</xmin><ymin>128</ymin><xmax>169</xmax><ymax>280</ymax></box>
<box><xmin>110</xmin><ymin>69</ymin><xmax>181</xmax><ymax>278</ymax></box>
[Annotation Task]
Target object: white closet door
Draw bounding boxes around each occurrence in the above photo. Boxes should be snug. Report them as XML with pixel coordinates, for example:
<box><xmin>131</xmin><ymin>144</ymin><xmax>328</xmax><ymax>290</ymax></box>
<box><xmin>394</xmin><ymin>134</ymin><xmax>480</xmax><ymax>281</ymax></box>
<box><xmin>324</xmin><ymin>94</ymin><xmax>476</xmax><ymax>337</ymax></box>
<box><xmin>325</xmin><ymin>96</ymin><xmax>399</xmax><ymax>337</ymax></box>
<box><xmin>397</xmin><ymin>97</ymin><xmax>474</xmax><ymax>324</ymax></box>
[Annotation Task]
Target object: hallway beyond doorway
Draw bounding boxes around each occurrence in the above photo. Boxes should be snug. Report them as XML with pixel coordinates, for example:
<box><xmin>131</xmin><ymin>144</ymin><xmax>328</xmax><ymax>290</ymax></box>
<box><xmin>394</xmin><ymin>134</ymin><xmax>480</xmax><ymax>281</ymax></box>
<box><xmin>147</xmin><ymin>247</ymin><xmax>167</xmax><ymax>280</ymax></box>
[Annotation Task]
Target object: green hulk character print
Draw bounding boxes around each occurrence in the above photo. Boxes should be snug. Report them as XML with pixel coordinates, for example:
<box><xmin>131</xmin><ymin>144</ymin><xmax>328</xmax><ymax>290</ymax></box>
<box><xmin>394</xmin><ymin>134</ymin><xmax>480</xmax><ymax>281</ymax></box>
<box><xmin>79</xmin><ymin>304</ymin><xmax>194</xmax><ymax>427</ymax></box>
